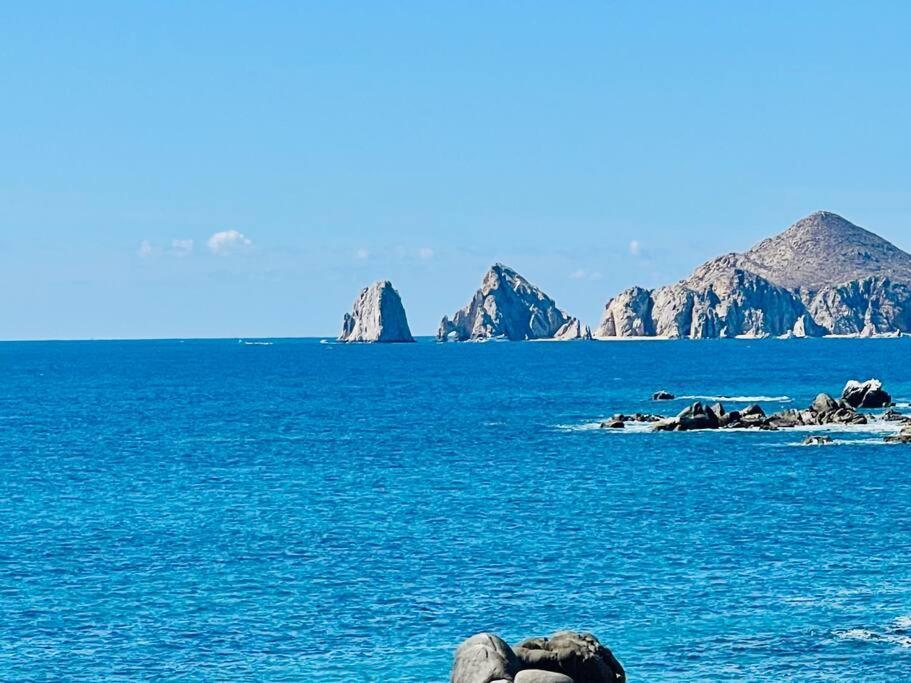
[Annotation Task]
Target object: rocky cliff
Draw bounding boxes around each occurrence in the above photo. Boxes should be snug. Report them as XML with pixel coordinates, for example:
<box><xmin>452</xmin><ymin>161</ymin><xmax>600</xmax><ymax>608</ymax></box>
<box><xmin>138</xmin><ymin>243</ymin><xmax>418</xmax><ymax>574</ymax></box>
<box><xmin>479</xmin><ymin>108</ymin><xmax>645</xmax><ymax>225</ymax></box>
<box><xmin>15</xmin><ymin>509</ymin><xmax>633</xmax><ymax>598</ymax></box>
<box><xmin>338</xmin><ymin>280</ymin><xmax>415</xmax><ymax>343</ymax></box>
<box><xmin>438</xmin><ymin>264</ymin><xmax>590</xmax><ymax>341</ymax></box>
<box><xmin>596</xmin><ymin>212</ymin><xmax>911</xmax><ymax>338</ymax></box>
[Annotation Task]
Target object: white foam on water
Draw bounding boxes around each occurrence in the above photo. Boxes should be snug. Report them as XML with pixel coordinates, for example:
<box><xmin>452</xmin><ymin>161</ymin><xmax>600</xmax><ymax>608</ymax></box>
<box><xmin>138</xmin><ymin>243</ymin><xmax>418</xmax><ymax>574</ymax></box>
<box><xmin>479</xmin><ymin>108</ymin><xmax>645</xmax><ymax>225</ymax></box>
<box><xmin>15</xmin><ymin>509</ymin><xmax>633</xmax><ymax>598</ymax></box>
<box><xmin>788</xmin><ymin>422</ymin><xmax>900</xmax><ymax>435</ymax></box>
<box><xmin>790</xmin><ymin>438</ymin><xmax>895</xmax><ymax>448</ymax></box>
<box><xmin>678</xmin><ymin>394</ymin><xmax>792</xmax><ymax>403</ymax></box>
<box><xmin>834</xmin><ymin>615</ymin><xmax>911</xmax><ymax>648</ymax></box>
<box><xmin>553</xmin><ymin>420</ymin><xmax>655</xmax><ymax>433</ymax></box>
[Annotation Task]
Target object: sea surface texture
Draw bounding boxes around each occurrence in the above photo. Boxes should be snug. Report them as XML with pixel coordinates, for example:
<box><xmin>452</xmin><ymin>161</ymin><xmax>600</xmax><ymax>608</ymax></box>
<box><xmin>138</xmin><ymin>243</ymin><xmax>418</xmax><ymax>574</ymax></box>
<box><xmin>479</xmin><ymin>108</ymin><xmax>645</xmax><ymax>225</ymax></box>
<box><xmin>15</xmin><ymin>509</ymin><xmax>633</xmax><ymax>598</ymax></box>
<box><xmin>2</xmin><ymin>338</ymin><xmax>911</xmax><ymax>681</ymax></box>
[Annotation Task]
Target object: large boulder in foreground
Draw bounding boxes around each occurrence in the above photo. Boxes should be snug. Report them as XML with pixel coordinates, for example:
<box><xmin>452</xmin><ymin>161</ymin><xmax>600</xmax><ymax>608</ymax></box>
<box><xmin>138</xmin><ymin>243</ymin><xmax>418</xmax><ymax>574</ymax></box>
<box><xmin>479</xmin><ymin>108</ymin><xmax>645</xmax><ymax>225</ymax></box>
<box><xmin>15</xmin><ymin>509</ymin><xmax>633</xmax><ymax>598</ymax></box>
<box><xmin>451</xmin><ymin>632</ymin><xmax>624</xmax><ymax>683</ymax></box>
<box><xmin>438</xmin><ymin>264</ymin><xmax>589</xmax><ymax>341</ymax></box>
<box><xmin>451</xmin><ymin>633</ymin><xmax>520</xmax><ymax>683</ymax></box>
<box><xmin>338</xmin><ymin>280</ymin><xmax>415</xmax><ymax>343</ymax></box>
<box><xmin>841</xmin><ymin>379</ymin><xmax>891</xmax><ymax>408</ymax></box>
<box><xmin>514</xmin><ymin>632</ymin><xmax>625</xmax><ymax>683</ymax></box>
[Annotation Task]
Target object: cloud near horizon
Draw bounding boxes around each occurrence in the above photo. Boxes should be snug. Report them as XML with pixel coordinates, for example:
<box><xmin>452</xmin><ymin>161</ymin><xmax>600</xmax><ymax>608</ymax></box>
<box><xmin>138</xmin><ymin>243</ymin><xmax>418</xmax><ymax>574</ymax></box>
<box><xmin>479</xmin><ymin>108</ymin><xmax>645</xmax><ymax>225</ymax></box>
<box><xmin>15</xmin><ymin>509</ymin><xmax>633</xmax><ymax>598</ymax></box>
<box><xmin>207</xmin><ymin>230</ymin><xmax>252</xmax><ymax>255</ymax></box>
<box><xmin>171</xmin><ymin>239</ymin><xmax>194</xmax><ymax>257</ymax></box>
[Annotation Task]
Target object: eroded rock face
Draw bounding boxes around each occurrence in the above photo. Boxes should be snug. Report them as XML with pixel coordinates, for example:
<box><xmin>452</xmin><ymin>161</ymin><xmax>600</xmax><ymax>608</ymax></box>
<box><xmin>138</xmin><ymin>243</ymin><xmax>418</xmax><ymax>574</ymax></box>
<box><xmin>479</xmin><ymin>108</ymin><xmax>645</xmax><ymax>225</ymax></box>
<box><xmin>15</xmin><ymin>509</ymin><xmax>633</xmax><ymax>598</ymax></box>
<box><xmin>451</xmin><ymin>633</ymin><xmax>519</xmax><ymax>683</ymax></box>
<box><xmin>338</xmin><ymin>280</ymin><xmax>415</xmax><ymax>343</ymax></box>
<box><xmin>596</xmin><ymin>212</ymin><xmax>911</xmax><ymax>338</ymax></box>
<box><xmin>554</xmin><ymin>318</ymin><xmax>593</xmax><ymax>341</ymax></box>
<box><xmin>439</xmin><ymin>264</ymin><xmax>589</xmax><ymax>341</ymax></box>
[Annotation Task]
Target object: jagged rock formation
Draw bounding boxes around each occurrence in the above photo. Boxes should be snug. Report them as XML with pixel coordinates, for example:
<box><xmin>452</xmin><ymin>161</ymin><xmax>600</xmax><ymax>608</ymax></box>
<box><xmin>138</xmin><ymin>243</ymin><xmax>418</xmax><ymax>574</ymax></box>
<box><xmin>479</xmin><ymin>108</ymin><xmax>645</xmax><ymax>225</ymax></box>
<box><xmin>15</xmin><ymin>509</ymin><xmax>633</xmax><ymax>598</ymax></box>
<box><xmin>439</xmin><ymin>264</ymin><xmax>591</xmax><ymax>341</ymax></box>
<box><xmin>841</xmin><ymin>378</ymin><xmax>891</xmax><ymax>408</ymax></box>
<box><xmin>596</xmin><ymin>211</ymin><xmax>911</xmax><ymax>338</ymax></box>
<box><xmin>338</xmin><ymin>280</ymin><xmax>415</xmax><ymax>343</ymax></box>
<box><xmin>451</xmin><ymin>631</ymin><xmax>625</xmax><ymax>683</ymax></box>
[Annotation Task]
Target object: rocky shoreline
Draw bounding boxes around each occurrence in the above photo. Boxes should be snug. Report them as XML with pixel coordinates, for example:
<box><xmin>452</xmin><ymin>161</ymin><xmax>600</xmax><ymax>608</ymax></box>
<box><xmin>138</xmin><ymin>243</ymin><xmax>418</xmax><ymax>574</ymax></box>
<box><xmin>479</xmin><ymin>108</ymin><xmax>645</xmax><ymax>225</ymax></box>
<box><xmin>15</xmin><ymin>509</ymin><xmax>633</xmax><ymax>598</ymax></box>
<box><xmin>600</xmin><ymin>379</ymin><xmax>911</xmax><ymax>444</ymax></box>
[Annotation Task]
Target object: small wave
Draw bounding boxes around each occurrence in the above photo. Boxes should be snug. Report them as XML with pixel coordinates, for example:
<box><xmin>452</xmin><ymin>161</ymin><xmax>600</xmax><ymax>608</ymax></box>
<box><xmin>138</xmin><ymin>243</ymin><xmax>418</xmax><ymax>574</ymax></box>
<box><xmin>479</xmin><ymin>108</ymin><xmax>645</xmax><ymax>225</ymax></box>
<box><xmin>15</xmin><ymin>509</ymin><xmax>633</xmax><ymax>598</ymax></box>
<box><xmin>239</xmin><ymin>340</ymin><xmax>274</xmax><ymax>346</ymax></box>
<box><xmin>790</xmin><ymin>437</ymin><xmax>894</xmax><ymax>447</ymax></box>
<box><xmin>553</xmin><ymin>421</ymin><xmax>655</xmax><ymax>433</ymax></box>
<box><xmin>835</xmin><ymin>616</ymin><xmax>911</xmax><ymax>648</ymax></box>
<box><xmin>788</xmin><ymin>422</ymin><xmax>900</xmax><ymax>435</ymax></box>
<box><xmin>678</xmin><ymin>394</ymin><xmax>791</xmax><ymax>403</ymax></box>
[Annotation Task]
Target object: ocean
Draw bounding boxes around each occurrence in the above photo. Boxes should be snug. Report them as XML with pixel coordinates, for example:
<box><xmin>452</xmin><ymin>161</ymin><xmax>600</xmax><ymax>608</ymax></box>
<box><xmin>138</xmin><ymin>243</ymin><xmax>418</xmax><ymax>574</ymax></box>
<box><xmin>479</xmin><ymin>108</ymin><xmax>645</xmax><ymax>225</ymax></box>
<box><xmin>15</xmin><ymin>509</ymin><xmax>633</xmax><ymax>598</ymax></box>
<box><xmin>1</xmin><ymin>338</ymin><xmax>910</xmax><ymax>681</ymax></box>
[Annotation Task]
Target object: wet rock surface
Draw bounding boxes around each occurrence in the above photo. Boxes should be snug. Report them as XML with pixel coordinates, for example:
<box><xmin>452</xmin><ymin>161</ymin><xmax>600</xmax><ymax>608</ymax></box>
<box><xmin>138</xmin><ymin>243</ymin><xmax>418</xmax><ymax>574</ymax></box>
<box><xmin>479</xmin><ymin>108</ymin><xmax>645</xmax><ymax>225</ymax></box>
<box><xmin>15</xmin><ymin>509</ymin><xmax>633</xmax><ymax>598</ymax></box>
<box><xmin>623</xmin><ymin>381</ymin><xmax>897</xmax><ymax>433</ymax></box>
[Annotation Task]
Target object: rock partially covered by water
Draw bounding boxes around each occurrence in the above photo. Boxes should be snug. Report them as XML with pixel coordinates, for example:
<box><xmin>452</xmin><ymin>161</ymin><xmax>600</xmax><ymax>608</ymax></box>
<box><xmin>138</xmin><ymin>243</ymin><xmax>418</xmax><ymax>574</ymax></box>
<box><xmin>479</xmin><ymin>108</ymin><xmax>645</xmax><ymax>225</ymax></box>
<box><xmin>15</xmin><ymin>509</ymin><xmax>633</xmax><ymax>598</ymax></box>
<box><xmin>841</xmin><ymin>379</ymin><xmax>892</xmax><ymax>408</ymax></box>
<box><xmin>439</xmin><ymin>264</ymin><xmax>588</xmax><ymax>342</ymax></box>
<box><xmin>885</xmin><ymin>426</ymin><xmax>911</xmax><ymax>444</ymax></box>
<box><xmin>803</xmin><ymin>435</ymin><xmax>833</xmax><ymax>445</ymax></box>
<box><xmin>514</xmin><ymin>632</ymin><xmax>625</xmax><ymax>683</ymax></box>
<box><xmin>646</xmin><ymin>383</ymin><xmax>876</xmax><ymax>432</ymax></box>
<box><xmin>651</xmin><ymin>390</ymin><xmax>675</xmax><ymax>401</ymax></box>
<box><xmin>338</xmin><ymin>280</ymin><xmax>415</xmax><ymax>343</ymax></box>
<box><xmin>653</xmin><ymin>402</ymin><xmax>723</xmax><ymax>431</ymax></box>
<box><xmin>451</xmin><ymin>633</ymin><xmax>519</xmax><ymax>683</ymax></box>
<box><xmin>451</xmin><ymin>632</ymin><xmax>624</xmax><ymax>683</ymax></box>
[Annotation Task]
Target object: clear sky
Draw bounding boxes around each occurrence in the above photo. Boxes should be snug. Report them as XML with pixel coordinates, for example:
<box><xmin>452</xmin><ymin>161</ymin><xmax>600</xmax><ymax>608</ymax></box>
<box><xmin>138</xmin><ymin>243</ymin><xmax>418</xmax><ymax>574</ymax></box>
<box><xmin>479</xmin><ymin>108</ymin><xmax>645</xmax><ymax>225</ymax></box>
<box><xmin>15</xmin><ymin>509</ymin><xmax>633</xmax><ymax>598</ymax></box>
<box><xmin>2</xmin><ymin>2</ymin><xmax>910</xmax><ymax>339</ymax></box>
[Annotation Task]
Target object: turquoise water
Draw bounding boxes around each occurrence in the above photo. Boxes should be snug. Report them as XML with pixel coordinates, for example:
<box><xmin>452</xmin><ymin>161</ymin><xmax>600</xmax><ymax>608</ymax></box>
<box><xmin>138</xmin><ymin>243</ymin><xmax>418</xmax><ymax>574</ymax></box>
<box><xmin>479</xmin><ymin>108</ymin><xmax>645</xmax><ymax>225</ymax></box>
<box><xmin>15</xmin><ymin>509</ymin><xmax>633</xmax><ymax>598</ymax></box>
<box><xmin>2</xmin><ymin>338</ymin><xmax>911</xmax><ymax>680</ymax></box>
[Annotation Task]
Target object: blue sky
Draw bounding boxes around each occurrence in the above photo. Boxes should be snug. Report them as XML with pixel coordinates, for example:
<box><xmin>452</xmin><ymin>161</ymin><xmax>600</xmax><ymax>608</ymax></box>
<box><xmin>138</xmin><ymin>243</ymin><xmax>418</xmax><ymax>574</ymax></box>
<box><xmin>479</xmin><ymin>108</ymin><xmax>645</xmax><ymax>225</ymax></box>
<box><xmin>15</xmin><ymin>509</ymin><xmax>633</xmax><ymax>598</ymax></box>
<box><xmin>1</xmin><ymin>1</ymin><xmax>910</xmax><ymax>339</ymax></box>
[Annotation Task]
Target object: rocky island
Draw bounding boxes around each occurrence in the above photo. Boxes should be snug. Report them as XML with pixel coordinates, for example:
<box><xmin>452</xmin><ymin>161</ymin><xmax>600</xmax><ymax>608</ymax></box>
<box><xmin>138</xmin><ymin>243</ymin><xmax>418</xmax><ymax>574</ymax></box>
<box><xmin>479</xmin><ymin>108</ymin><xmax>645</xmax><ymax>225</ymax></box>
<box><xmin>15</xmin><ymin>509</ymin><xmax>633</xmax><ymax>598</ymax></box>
<box><xmin>338</xmin><ymin>280</ymin><xmax>415</xmax><ymax>343</ymax></box>
<box><xmin>595</xmin><ymin>211</ymin><xmax>911</xmax><ymax>338</ymax></box>
<box><xmin>439</xmin><ymin>264</ymin><xmax>591</xmax><ymax>341</ymax></box>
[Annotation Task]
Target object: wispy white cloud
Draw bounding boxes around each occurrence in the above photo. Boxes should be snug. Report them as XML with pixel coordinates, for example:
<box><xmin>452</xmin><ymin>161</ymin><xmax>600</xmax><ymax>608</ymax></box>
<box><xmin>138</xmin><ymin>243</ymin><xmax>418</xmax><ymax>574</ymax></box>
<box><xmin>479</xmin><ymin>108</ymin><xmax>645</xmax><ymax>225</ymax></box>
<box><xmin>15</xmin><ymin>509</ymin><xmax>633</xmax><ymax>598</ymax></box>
<box><xmin>418</xmin><ymin>247</ymin><xmax>434</xmax><ymax>260</ymax></box>
<box><xmin>137</xmin><ymin>240</ymin><xmax>156</xmax><ymax>258</ymax></box>
<box><xmin>207</xmin><ymin>230</ymin><xmax>252</xmax><ymax>255</ymax></box>
<box><xmin>628</xmin><ymin>239</ymin><xmax>642</xmax><ymax>257</ymax></box>
<box><xmin>354</xmin><ymin>248</ymin><xmax>370</xmax><ymax>260</ymax></box>
<box><xmin>570</xmin><ymin>268</ymin><xmax>602</xmax><ymax>281</ymax></box>
<box><xmin>171</xmin><ymin>239</ymin><xmax>194</xmax><ymax>257</ymax></box>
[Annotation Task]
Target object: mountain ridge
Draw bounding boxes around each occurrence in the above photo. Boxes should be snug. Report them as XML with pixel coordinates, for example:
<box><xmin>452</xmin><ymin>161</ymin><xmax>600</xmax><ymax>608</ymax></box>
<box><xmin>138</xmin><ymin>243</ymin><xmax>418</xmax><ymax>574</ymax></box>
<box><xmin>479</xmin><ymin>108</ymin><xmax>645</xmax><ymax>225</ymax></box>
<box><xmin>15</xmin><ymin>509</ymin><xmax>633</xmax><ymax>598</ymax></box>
<box><xmin>596</xmin><ymin>212</ymin><xmax>911</xmax><ymax>338</ymax></box>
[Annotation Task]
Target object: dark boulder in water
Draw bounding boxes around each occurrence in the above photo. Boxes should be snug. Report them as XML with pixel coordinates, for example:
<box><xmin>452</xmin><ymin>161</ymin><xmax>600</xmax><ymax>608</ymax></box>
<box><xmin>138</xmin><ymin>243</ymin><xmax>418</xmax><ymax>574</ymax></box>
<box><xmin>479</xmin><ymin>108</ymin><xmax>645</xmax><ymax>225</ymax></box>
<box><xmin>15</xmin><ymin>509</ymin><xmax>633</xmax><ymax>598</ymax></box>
<box><xmin>600</xmin><ymin>420</ymin><xmax>625</xmax><ymax>429</ymax></box>
<box><xmin>451</xmin><ymin>632</ymin><xmax>624</xmax><ymax>683</ymax></box>
<box><xmin>841</xmin><ymin>379</ymin><xmax>891</xmax><ymax>408</ymax></box>
<box><xmin>651</xmin><ymin>390</ymin><xmax>675</xmax><ymax>401</ymax></box>
<box><xmin>811</xmin><ymin>393</ymin><xmax>839</xmax><ymax>415</ymax></box>
<box><xmin>803</xmin><ymin>435</ymin><xmax>833</xmax><ymax>445</ymax></box>
<box><xmin>514</xmin><ymin>632</ymin><xmax>625</xmax><ymax>683</ymax></box>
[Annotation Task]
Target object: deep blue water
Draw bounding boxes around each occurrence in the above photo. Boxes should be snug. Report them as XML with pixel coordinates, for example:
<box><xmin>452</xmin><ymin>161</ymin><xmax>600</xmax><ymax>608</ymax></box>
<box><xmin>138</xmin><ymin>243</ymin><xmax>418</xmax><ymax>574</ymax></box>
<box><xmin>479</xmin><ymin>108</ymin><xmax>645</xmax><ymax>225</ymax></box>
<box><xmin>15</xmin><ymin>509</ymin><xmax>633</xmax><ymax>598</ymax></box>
<box><xmin>2</xmin><ymin>338</ymin><xmax>911</xmax><ymax>681</ymax></box>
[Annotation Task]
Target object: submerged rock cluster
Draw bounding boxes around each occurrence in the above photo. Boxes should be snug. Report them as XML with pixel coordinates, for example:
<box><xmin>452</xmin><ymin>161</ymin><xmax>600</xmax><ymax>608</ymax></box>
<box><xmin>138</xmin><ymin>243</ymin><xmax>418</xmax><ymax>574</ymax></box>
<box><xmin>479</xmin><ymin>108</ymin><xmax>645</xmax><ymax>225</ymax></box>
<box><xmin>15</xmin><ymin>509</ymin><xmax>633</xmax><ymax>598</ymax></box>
<box><xmin>602</xmin><ymin>379</ymin><xmax>906</xmax><ymax>442</ymax></box>
<box><xmin>451</xmin><ymin>631</ymin><xmax>624</xmax><ymax>683</ymax></box>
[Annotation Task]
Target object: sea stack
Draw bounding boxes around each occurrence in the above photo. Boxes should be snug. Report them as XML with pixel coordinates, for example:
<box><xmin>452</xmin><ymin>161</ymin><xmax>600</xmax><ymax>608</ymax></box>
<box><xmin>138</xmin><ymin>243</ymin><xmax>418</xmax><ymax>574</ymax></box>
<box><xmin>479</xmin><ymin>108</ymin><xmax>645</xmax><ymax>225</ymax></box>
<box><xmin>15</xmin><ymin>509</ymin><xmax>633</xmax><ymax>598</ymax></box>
<box><xmin>338</xmin><ymin>280</ymin><xmax>415</xmax><ymax>343</ymax></box>
<box><xmin>438</xmin><ymin>263</ymin><xmax>590</xmax><ymax>341</ymax></box>
<box><xmin>595</xmin><ymin>211</ymin><xmax>911</xmax><ymax>338</ymax></box>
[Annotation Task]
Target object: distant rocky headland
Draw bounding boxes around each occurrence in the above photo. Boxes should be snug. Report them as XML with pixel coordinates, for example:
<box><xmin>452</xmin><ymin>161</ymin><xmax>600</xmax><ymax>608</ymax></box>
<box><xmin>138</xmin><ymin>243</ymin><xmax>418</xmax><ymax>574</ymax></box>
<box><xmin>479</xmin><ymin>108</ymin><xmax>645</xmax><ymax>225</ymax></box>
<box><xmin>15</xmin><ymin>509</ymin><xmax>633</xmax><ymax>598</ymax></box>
<box><xmin>596</xmin><ymin>211</ymin><xmax>911</xmax><ymax>339</ymax></box>
<box><xmin>337</xmin><ymin>211</ymin><xmax>911</xmax><ymax>342</ymax></box>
